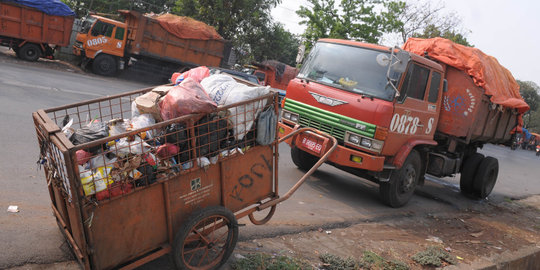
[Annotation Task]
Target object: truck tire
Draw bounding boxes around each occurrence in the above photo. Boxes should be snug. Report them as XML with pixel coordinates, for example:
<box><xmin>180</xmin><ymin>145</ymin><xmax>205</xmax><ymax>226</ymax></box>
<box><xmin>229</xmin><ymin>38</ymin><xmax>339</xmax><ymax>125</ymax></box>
<box><xmin>459</xmin><ymin>153</ymin><xmax>484</xmax><ymax>196</ymax></box>
<box><xmin>172</xmin><ymin>206</ymin><xmax>238</xmax><ymax>270</ymax></box>
<box><xmin>92</xmin><ymin>54</ymin><xmax>117</xmax><ymax>76</ymax></box>
<box><xmin>380</xmin><ymin>149</ymin><xmax>421</xmax><ymax>208</ymax></box>
<box><xmin>19</xmin><ymin>43</ymin><xmax>41</xmax><ymax>61</ymax></box>
<box><xmin>291</xmin><ymin>146</ymin><xmax>319</xmax><ymax>171</ymax></box>
<box><xmin>472</xmin><ymin>156</ymin><xmax>498</xmax><ymax>199</ymax></box>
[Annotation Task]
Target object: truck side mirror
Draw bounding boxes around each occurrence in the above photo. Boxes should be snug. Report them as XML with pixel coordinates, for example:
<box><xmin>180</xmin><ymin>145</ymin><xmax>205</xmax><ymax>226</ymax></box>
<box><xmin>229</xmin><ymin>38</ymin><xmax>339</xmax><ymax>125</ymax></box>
<box><xmin>392</xmin><ymin>50</ymin><xmax>410</xmax><ymax>73</ymax></box>
<box><xmin>443</xmin><ymin>79</ymin><xmax>448</xmax><ymax>92</ymax></box>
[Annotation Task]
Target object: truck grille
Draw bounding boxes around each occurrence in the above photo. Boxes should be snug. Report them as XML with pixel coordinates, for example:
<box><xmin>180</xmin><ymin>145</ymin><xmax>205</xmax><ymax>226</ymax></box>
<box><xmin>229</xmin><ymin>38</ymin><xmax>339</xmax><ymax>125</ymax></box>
<box><xmin>283</xmin><ymin>98</ymin><xmax>376</xmax><ymax>142</ymax></box>
<box><xmin>298</xmin><ymin>116</ymin><xmax>346</xmax><ymax>141</ymax></box>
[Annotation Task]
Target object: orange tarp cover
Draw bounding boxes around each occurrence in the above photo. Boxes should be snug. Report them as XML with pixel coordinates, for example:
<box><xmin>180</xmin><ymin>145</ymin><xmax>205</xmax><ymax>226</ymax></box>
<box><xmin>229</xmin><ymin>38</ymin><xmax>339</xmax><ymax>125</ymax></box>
<box><xmin>403</xmin><ymin>37</ymin><xmax>529</xmax><ymax>114</ymax></box>
<box><xmin>154</xmin><ymin>13</ymin><xmax>223</xmax><ymax>41</ymax></box>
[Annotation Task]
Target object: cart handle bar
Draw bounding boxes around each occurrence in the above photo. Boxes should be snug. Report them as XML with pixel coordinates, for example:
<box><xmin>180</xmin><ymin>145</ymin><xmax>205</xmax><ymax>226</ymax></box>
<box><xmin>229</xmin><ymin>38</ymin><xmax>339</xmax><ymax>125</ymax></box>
<box><xmin>258</xmin><ymin>127</ymin><xmax>338</xmax><ymax>211</ymax></box>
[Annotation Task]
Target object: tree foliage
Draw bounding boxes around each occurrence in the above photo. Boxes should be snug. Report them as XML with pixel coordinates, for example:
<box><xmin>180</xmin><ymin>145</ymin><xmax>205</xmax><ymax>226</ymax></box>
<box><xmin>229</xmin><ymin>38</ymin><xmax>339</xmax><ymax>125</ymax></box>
<box><xmin>173</xmin><ymin>0</ymin><xmax>299</xmax><ymax>65</ymax></box>
<box><xmin>173</xmin><ymin>0</ymin><xmax>279</xmax><ymax>40</ymax></box>
<box><xmin>62</xmin><ymin>0</ymin><xmax>175</xmax><ymax>17</ymax></box>
<box><xmin>517</xmin><ymin>80</ymin><xmax>540</xmax><ymax>131</ymax></box>
<box><xmin>391</xmin><ymin>0</ymin><xmax>471</xmax><ymax>46</ymax></box>
<box><xmin>296</xmin><ymin>0</ymin><xmax>403</xmax><ymax>49</ymax></box>
<box><xmin>518</xmin><ymin>80</ymin><xmax>540</xmax><ymax>112</ymax></box>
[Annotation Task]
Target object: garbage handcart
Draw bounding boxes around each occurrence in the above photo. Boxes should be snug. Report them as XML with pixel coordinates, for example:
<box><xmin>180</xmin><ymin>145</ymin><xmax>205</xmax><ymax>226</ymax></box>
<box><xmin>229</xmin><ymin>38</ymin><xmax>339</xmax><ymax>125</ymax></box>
<box><xmin>33</xmin><ymin>80</ymin><xmax>336</xmax><ymax>270</ymax></box>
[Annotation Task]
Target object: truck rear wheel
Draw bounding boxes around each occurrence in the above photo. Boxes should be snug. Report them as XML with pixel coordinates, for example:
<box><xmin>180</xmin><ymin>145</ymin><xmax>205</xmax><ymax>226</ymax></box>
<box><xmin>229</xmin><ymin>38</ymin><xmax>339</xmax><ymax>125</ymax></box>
<box><xmin>472</xmin><ymin>156</ymin><xmax>498</xmax><ymax>198</ymax></box>
<box><xmin>380</xmin><ymin>150</ymin><xmax>421</xmax><ymax>208</ymax></box>
<box><xmin>460</xmin><ymin>153</ymin><xmax>484</xmax><ymax>196</ymax></box>
<box><xmin>19</xmin><ymin>43</ymin><xmax>41</xmax><ymax>61</ymax></box>
<box><xmin>92</xmin><ymin>54</ymin><xmax>117</xmax><ymax>76</ymax></box>
<box><xmin>172</xmin><ymin>206</ymin><xmax>238</xmax><ymax>270</ymax></box>
<box><xmin>291</xmin><ymin>146</ymin><xmax>319</xmax><ymax>171</ymax></box>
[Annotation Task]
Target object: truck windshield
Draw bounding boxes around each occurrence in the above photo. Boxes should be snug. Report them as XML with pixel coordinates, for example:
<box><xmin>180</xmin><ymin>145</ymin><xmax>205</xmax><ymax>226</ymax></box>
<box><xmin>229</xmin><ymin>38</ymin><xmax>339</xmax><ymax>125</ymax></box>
<box><xmin>298</xmin><ymin>42</ymin><xmax>400</xmax><ymax>101</ymax></box>
<box><xmin>80</xmin><ymin>17</ymin><xmax>96</xmax><ymax>34</ymax></box>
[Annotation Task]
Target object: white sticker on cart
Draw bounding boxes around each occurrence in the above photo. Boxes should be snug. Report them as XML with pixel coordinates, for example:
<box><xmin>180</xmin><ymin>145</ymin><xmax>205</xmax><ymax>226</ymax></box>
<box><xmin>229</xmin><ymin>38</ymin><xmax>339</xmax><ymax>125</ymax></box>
<box><xmin>180</xmin><ymin>183</ymin><xmax>213</xmax><ymax>206</ymax></box>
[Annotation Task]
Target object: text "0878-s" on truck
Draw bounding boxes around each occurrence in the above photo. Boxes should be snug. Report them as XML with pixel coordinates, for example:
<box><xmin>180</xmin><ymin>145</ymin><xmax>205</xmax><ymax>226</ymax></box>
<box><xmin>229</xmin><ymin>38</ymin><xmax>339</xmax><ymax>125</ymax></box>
<box><xmin>279</xmin><ymin>38</ymin><xmax>529</xmax><ymax>207</ymax></box>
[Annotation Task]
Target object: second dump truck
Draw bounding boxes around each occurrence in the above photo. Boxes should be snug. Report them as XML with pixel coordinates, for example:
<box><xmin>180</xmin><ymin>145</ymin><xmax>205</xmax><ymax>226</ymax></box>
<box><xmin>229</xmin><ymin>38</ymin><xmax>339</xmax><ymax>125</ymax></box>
<box><xmin>73</xmin><ymin>10</ymin><xmax>229</xmax><ymax>80</ymax></box>
<box><xmin>279</xmin><ymin>37</ymin><xmax>529</xmax><ymax>207</ymax></box>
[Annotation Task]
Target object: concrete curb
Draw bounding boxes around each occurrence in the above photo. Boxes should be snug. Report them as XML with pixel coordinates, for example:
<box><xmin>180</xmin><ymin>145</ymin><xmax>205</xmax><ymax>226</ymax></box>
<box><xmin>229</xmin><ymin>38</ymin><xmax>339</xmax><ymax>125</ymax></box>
<box><xmin>444</xmin><ymin>245</ymin><xmax>540</xmax><ymax>270</ymax></box>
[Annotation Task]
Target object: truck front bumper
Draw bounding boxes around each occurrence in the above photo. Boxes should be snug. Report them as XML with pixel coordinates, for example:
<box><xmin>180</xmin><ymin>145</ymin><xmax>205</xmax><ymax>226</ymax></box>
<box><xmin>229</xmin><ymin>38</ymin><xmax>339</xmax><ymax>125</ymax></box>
<box><xmin>278</xmin><ymin>123</ymin><xmax>385</xmax><ymax>172</ymax></box>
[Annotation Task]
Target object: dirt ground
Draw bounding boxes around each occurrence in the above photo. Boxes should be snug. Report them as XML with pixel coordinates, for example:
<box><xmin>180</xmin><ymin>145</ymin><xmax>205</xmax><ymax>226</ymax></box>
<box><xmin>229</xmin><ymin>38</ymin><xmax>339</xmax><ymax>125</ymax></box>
<box><xmin>234</xmin><ymin>196</ymin><xmax>540</xmax><ymax>269</ymax></box>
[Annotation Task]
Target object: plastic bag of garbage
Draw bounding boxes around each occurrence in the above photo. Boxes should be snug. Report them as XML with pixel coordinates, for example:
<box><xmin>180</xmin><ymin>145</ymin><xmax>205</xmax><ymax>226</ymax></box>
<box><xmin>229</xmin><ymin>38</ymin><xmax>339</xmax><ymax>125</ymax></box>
<box><xmin>159</xmin><ymin>78</ymin><xmax>217</xmax><ymax>121</ymax></box>
<box><xmin>201</xmin><ymin>74</ymin><xmax>270</xmax><ymax>140</ymax></box>
<box><xmin>70</xmin><ymin>121</ymin><xmax>109</xmax><ymax>153</ymax></box>
<box><xmin>113</xmin><ymin>136</ymin><xmax>152</xmax><ymax>157</ymax></box>
<box><xmin>256</xmin><ymin>106</ymin><xmax>277</xmax><ymax>145</ymax></box>
<box><xmin>171</xmin><ymin>66</ymin><xmax>210</xmax><ymax>85</ymax></box>
<box><xmin>132</xmin><ymin>114</ymin><xmax>156</xmax><ymax>139</ymax></box>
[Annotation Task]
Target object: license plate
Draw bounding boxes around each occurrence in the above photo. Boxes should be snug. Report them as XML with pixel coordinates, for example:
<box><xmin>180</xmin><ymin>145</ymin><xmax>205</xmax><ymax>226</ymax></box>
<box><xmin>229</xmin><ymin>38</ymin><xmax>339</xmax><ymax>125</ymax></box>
<box><xmin>301</xmin><ymin>136</ymin><xmax>323</xmax><ymax>154</ymax></box>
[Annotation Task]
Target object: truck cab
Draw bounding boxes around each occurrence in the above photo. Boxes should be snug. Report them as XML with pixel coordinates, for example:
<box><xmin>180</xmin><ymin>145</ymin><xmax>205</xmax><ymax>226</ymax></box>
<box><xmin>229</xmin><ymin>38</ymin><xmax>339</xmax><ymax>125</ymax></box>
<box><xmin>73</xmin><ymin>15</ymin><xmax>127</xmax><ymax>75</ymax></box>
<box><xmin>279</xmin><ymin>39</ymin><xmax>444</xmax><ymax>207</ymax></box>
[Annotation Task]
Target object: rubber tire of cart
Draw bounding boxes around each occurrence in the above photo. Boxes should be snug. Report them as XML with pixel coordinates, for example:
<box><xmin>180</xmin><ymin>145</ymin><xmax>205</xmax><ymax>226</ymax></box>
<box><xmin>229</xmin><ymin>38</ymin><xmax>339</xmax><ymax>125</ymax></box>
<box><xmin>472</xmin><ymin>156</ymin><xmax>498</xmax><ymax>199</ymax></box>
<box><xmin>380</xmin><ymin>149</ymin><xmax>421</xmax><ymax>208</ymax></box>
<box><xmin>18</xmin><ymin>43</ymin><xmax>41</xmax><ymax>61</ymax></box>
<box><xmin>459</xmin><ymin>153</ymin><xmax>484</xmax><ymax>196</ymax></box>
<box><xmin>172</xmin><ymin>206</ymin><xmax>238</xmax><ymax>270</ymax></box>
<box><xmin>290</xmin><ymin>146</ymin><xmax>319</xmax><ymax>171</ymax></box>
<box><xmin>92</xmin><ymin>54</ymin><xmax>117</xmax><ymax>76</ymax></box>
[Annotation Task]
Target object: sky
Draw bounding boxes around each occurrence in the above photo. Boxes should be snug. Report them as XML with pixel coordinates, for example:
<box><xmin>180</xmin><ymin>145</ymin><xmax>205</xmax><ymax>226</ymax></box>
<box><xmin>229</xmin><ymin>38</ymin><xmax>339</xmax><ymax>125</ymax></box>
<box><xmin>271</xmin><ymin>0</ymin><xmax>540</xmax><ymax>87</ymax></box>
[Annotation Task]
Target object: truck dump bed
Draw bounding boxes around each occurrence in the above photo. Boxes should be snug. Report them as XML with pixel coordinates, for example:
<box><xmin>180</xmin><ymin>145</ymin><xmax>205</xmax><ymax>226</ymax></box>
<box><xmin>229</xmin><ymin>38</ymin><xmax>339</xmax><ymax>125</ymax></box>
<box><xmin>404</xmin><ymin>38</ymin><xmax>529</xmax><ymax>144</ymax></box>
<box><xmin>0</xmin><ymin>1</ymin><xmax>74</xmax><ymax>46</ymax></box>
<box><xmin>119</xmin><ymin>10</ymin><xmax>228</xmax><ymax>68</ymax></box>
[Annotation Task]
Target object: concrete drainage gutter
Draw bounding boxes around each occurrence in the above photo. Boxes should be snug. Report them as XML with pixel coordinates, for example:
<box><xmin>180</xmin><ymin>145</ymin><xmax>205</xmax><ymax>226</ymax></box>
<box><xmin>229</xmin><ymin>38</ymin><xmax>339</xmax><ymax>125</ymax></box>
<box><xmin>444</xmin><ymin>245</ymin><xmax>540</xmax><ymax>270</ymax></box>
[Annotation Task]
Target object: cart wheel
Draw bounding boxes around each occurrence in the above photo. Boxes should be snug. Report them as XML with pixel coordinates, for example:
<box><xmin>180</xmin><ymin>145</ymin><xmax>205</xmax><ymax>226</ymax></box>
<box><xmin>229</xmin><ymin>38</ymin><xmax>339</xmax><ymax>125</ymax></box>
<box><xmin>291</xmin><ymin>146</ymin><xmax>318</xmax><ymax>171</ymax></box>
<box><xmin>172</xmin><ymin>206</ymin><xmax>238</xmax><ymax>270</ymax></box>
<box><xmin>248</xmin><ymin>205</ymin><xmax>277</xmax><ymax>225</ymax></box>
<box><xmin>459</xmin><ymin>153</ymin><xmax>484</xmax><ymax>196</ymax></box>
<box><xmin>380</xmin><ymin>150</ymin><xmax>421</xmax><ymax>208</ymax></box>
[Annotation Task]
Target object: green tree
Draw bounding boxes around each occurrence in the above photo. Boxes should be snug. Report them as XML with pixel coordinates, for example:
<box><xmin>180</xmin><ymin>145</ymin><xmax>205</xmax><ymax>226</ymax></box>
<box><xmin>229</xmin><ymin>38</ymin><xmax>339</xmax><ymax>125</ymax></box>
<box><xmin>390</xmin><ymin>0</ymin><xmax>471</xmax><ymax>46</ymax></box>
<box><xmin>244</xmin><ymin>23</ymin><xmax>300</xmax><ymax>66</ymax></box>
<box><xmin>518</xmin><ymin>80</ymin><xmax>540</xmax><ymax>112</ymax></box>
<box><xmin>517</xmin><ymin>80</ymin><xmax>540</xmax><ymax>130</ymax></box>
<box><xmin>173</xmin><ymin>0</ymin><xmax>300</xmax><ymax>65</ymax></box>
<box><xmin>173</xmin><ymin>0</ymin><xmax>280</xmax><ymax>40</ymax></box>
<box><xmin>296</xmin><ymin>0</ymin><xmax>403</xmax><ymax>49</ymax></box>
<box><xmin>413</xmin><ymin>24</ymin><xmax>472</xmax><ymax>46</ymax></box>
<box><xmin>62</xmin><ymin>0</ymin><xmax>175</xmax><ymax>17</ymax></box>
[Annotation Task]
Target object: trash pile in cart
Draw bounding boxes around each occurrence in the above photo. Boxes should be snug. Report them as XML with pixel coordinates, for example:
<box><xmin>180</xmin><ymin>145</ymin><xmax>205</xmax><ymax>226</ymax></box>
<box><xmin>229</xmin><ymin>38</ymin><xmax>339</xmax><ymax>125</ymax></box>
<box><xmin>54</xmin><ymin>67</ymin><xmax>277</xmax><ymax>202</ymax></box>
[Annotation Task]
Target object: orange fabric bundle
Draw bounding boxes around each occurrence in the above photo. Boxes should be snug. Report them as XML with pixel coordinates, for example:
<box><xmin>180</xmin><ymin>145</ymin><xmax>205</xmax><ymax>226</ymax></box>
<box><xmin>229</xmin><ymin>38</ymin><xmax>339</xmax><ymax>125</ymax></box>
<box><xmin>403</xmin><ymin>37</ymin><xmax>529</xmax><ymax>114</ymax></box>
<box><xmin>155</xmin><ymin>13</ymin><xmax>223</xmax><ymax>41</ymax></box>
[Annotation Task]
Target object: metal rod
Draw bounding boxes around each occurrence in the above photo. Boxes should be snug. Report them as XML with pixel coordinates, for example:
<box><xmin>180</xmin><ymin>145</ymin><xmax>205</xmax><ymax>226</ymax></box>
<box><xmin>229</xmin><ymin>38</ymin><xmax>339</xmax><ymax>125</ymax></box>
<box><xmin>257</xmin><ymin>128</ymin><xmax>337</xmax><ymax>210</ymax></box>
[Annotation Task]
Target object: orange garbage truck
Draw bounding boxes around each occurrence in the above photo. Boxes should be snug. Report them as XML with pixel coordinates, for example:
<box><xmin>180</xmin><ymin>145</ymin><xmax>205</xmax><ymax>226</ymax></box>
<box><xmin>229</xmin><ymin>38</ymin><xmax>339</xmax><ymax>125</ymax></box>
<box><xmin>279</xmin><ymin>37</ymin><xmax>529</xmax><ymax>207</ymax></box>
<box><xmin>73</xmin><ymin>10</ymin><xmax>230</xmax><ymax>79</ymax></box>
<box><xmin>0</xmin><ymin>0</ymin><xmax>74</xmax><ymax>61</ymax></box>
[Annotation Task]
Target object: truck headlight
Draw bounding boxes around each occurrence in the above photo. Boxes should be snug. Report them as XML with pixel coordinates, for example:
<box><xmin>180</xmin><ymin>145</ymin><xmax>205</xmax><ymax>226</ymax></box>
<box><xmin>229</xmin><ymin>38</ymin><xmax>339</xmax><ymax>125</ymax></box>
<box><xmin>282</xmin><ymin>110</ymin><xmax>299</xmax><ymax>123</ymax></box>
<box><xmin>360</xmin><ymin>138</ymin><xmax>372</xmax><ymax>148</ymax></box>
<box><xmin>348</xmin><ymin>134</ymin><xmax>361</xmax><ymax>144</ymax></box>
<box><xmin>372</xmin><ymin>141</ymin><xmax>383</xmax><ymax>150</ymax></box>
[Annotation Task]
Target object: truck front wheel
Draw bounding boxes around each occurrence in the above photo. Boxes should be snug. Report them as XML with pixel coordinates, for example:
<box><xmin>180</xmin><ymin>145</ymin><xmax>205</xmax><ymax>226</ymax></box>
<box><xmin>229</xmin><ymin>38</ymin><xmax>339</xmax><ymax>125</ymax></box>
<box><xmin>92</xmin><ymin>54</ymin><xmax>117</xmax><ymax>76</ymax></box>
<box><xmin>473</xmin><ymin>156</ymin><xmax>498</xmax><ymax>198</ymax></box>
<box><xmin>19</xmin><ymin>43</ymin><xmax>41</xmax><ymax>61</ymax></box>
<box><xmin>380</xmin><ymin>150</ymin><xmax>421</xmax><ymax>207</ymax></box>
<box><xmin>291</xmin><ymin>146</ymin><xmax>319</xmax><ymax>171</ymax></box>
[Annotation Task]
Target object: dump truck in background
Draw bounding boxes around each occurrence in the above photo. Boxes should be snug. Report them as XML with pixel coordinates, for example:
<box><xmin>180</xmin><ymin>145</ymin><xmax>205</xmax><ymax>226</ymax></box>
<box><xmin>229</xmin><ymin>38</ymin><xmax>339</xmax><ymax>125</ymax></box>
<box><xmin>251</xmin><ymin>60</ymin><xmax>299</xmax><ymax>99</ymax></box>
<box><xmin>0</xmin><ymin>0</ymin><xmax>74</xmax><ymax>61</ymax></box>
<box><xmin>73</xmin><ymin>10</ymin><xmax>230</xmax><ymax>80</ymax></box>
<box><xmin>279</xmin><ymin>37</ymin><xmax>529</xmax><ymax>207</ymax></box>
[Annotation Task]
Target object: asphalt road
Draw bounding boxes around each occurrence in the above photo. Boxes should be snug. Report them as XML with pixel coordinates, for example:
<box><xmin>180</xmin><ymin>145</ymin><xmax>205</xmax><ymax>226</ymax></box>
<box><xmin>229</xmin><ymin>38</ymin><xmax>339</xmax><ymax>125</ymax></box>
<box><xmin>1</xmin><ymin>52</ymin><xmax>540</xmax><ymax>269</ymax></box>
